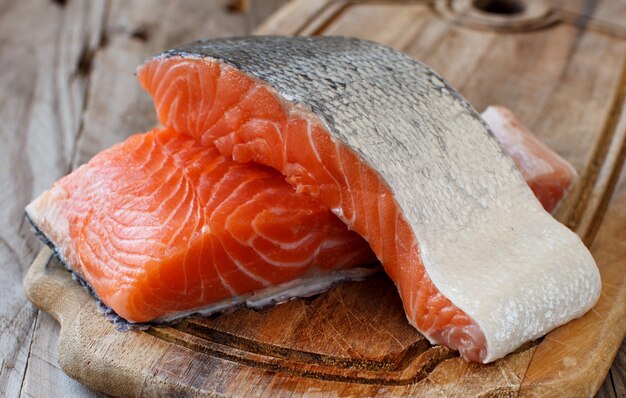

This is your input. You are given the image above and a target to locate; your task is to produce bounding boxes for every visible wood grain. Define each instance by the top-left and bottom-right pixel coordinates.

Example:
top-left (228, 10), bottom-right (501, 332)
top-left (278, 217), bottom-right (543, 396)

top-left (0, 0), bottom-right (106, 396)
top-left (5, 0), bottom-right (626, 396)
top-left (0, 1), bottom-right (288, 397)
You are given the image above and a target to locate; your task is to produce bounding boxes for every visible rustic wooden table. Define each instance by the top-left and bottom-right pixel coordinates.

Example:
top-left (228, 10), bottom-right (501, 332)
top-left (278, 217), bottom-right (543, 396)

top-left (0, 0), bottom-right (623, 397)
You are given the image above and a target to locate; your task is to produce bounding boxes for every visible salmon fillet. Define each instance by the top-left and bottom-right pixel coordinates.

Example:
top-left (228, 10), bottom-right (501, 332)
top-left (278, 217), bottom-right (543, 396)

top-left (26, 127), bottom-right (376, 323)
top-left (481, 106), bottom-right (578, 213)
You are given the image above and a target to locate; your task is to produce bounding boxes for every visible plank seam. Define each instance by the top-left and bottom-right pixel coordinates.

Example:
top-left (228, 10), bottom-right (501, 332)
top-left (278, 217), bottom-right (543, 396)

top-left (294, 1), bottom-right (349, 36)
top-left (307, 2), bottom-right (351, 36)
top-left (560, 9), bottom-right (626, 40)
top-left (17, 311), bottom-right (39, 398)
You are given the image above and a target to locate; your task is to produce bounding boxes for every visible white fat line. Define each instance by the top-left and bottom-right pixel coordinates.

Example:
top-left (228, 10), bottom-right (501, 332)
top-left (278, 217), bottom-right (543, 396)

top-left (220, 242), bottom-right (272, 287)
top-left (252, 221), bottom-right (321, 252)
top-left (177, 218), bottom-right (195, 300)
top-left (107, 214), bottom-right (164, 231)
top-left (250, 240), bottom-right (317, 269)
top-left (150, 56), bottom-right (169, 92)
top-left (191, 65), bottom-right (203, 138)
top-left (306, 120), bottom-right (344, 207)
top-left (144, 172), bottom-right (188, 229)
top-left (207, 171), bottom-right (264, 220)
top-left (280, 120), bottom-right (288, 171)
top-left (103, 218), bottom-right (170, 251)
top-left (203, 165), bottom-right (241, 212)
top-left (333, 141), bottom-right (356, 227)
top-left (81, 225), bottom-right (144, 279)
top-left (250, 213), bottom-right (322, 252)
top-left (207, 232), bottom-right (239, 298)
top-left (183, 73), bottom-right (196, 137)
top-left (155, 81), bottom-right (179, 126)
top-left (202, 232), bottom-right (239, 298)
top-left (319, 238), bottom-right (349, 250)
top-left (133, 134), bottom-right (158, 170)
top-left (164, 179), bottom-right (196, 247)
top-left (168, 96), bottom-right (182, 132)
top-left (216, 270), bottom-right (238, 297)
top-left (394, 210), bottom-right (410, 254)
top-left (200, 82), bottom-right (257, 144)
top-left (154, 62), bottom-right (190, 104)
top-left (239, 117), bottom-right (289, 166)
top-left (122, 153), bottom-right (170, 199)
top-left (99, 217), bottom-right (165, 261)
top-left (88, 220), bottom-right (161, 266)
top-left (222, 189), bottom-right (269, 246)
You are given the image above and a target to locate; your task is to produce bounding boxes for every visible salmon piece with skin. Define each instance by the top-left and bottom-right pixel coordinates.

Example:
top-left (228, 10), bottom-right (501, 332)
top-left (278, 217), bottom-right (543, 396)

top-left (138, 57), bottom-right (488, 361)
top-left (25, 127), bottom-right (377, 323)
top-left (135, 37), bottom-right (599, 364)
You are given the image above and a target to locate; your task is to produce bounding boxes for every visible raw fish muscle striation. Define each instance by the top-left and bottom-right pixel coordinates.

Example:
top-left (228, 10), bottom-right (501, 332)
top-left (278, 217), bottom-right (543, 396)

top-left (26, 127), bottom-right (377, 323)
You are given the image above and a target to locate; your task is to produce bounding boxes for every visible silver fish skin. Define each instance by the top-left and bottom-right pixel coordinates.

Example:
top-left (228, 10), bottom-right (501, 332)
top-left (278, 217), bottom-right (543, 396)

top-left (152, 36), bottom-right (601, 363)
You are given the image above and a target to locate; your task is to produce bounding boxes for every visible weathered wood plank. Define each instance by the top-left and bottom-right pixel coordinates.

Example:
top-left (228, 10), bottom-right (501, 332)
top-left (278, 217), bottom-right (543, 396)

top-left (609, 340), bottom-right (626, 397)
top-left (596, 338), bottom-right (626, 398)
top-left (73, 0), bottom-right (256, 166)
top-left (0, 1), bottom-right (287, 397)
top-left (20, 312), bottom-right (105, 398)
top-left (0, 0), bottom-right (106, 396)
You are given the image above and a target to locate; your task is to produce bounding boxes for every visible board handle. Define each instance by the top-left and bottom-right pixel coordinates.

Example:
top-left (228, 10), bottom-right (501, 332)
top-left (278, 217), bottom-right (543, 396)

top-left (24, 247), bottom-right (85, 327)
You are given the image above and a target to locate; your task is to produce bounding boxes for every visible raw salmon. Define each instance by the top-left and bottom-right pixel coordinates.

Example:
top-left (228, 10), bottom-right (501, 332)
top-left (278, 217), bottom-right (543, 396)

top-left (481, 106), bottom-right (578, 213)
top-left (27, 37), bottom-right (599, 364)
top-left (134, 37), bottom-right (599, 363)
top-left (26, 127), bottom-right (377, 323)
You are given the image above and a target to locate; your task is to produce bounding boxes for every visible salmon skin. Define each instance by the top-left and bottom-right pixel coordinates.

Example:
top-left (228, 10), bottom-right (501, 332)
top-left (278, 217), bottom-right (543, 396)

top-left (135, 36), bottom-right (600, 363)
top-left (25, 36), bottom-right (600, 364)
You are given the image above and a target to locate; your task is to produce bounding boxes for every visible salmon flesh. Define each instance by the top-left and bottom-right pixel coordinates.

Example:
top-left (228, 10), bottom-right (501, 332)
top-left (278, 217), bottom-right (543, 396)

top-left (481, 106), bottom-right (577, 213)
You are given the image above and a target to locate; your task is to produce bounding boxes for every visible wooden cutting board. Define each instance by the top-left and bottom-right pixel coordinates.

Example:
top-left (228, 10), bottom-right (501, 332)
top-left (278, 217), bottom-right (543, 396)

top-left (24, 0), bottom-right (626, 396)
